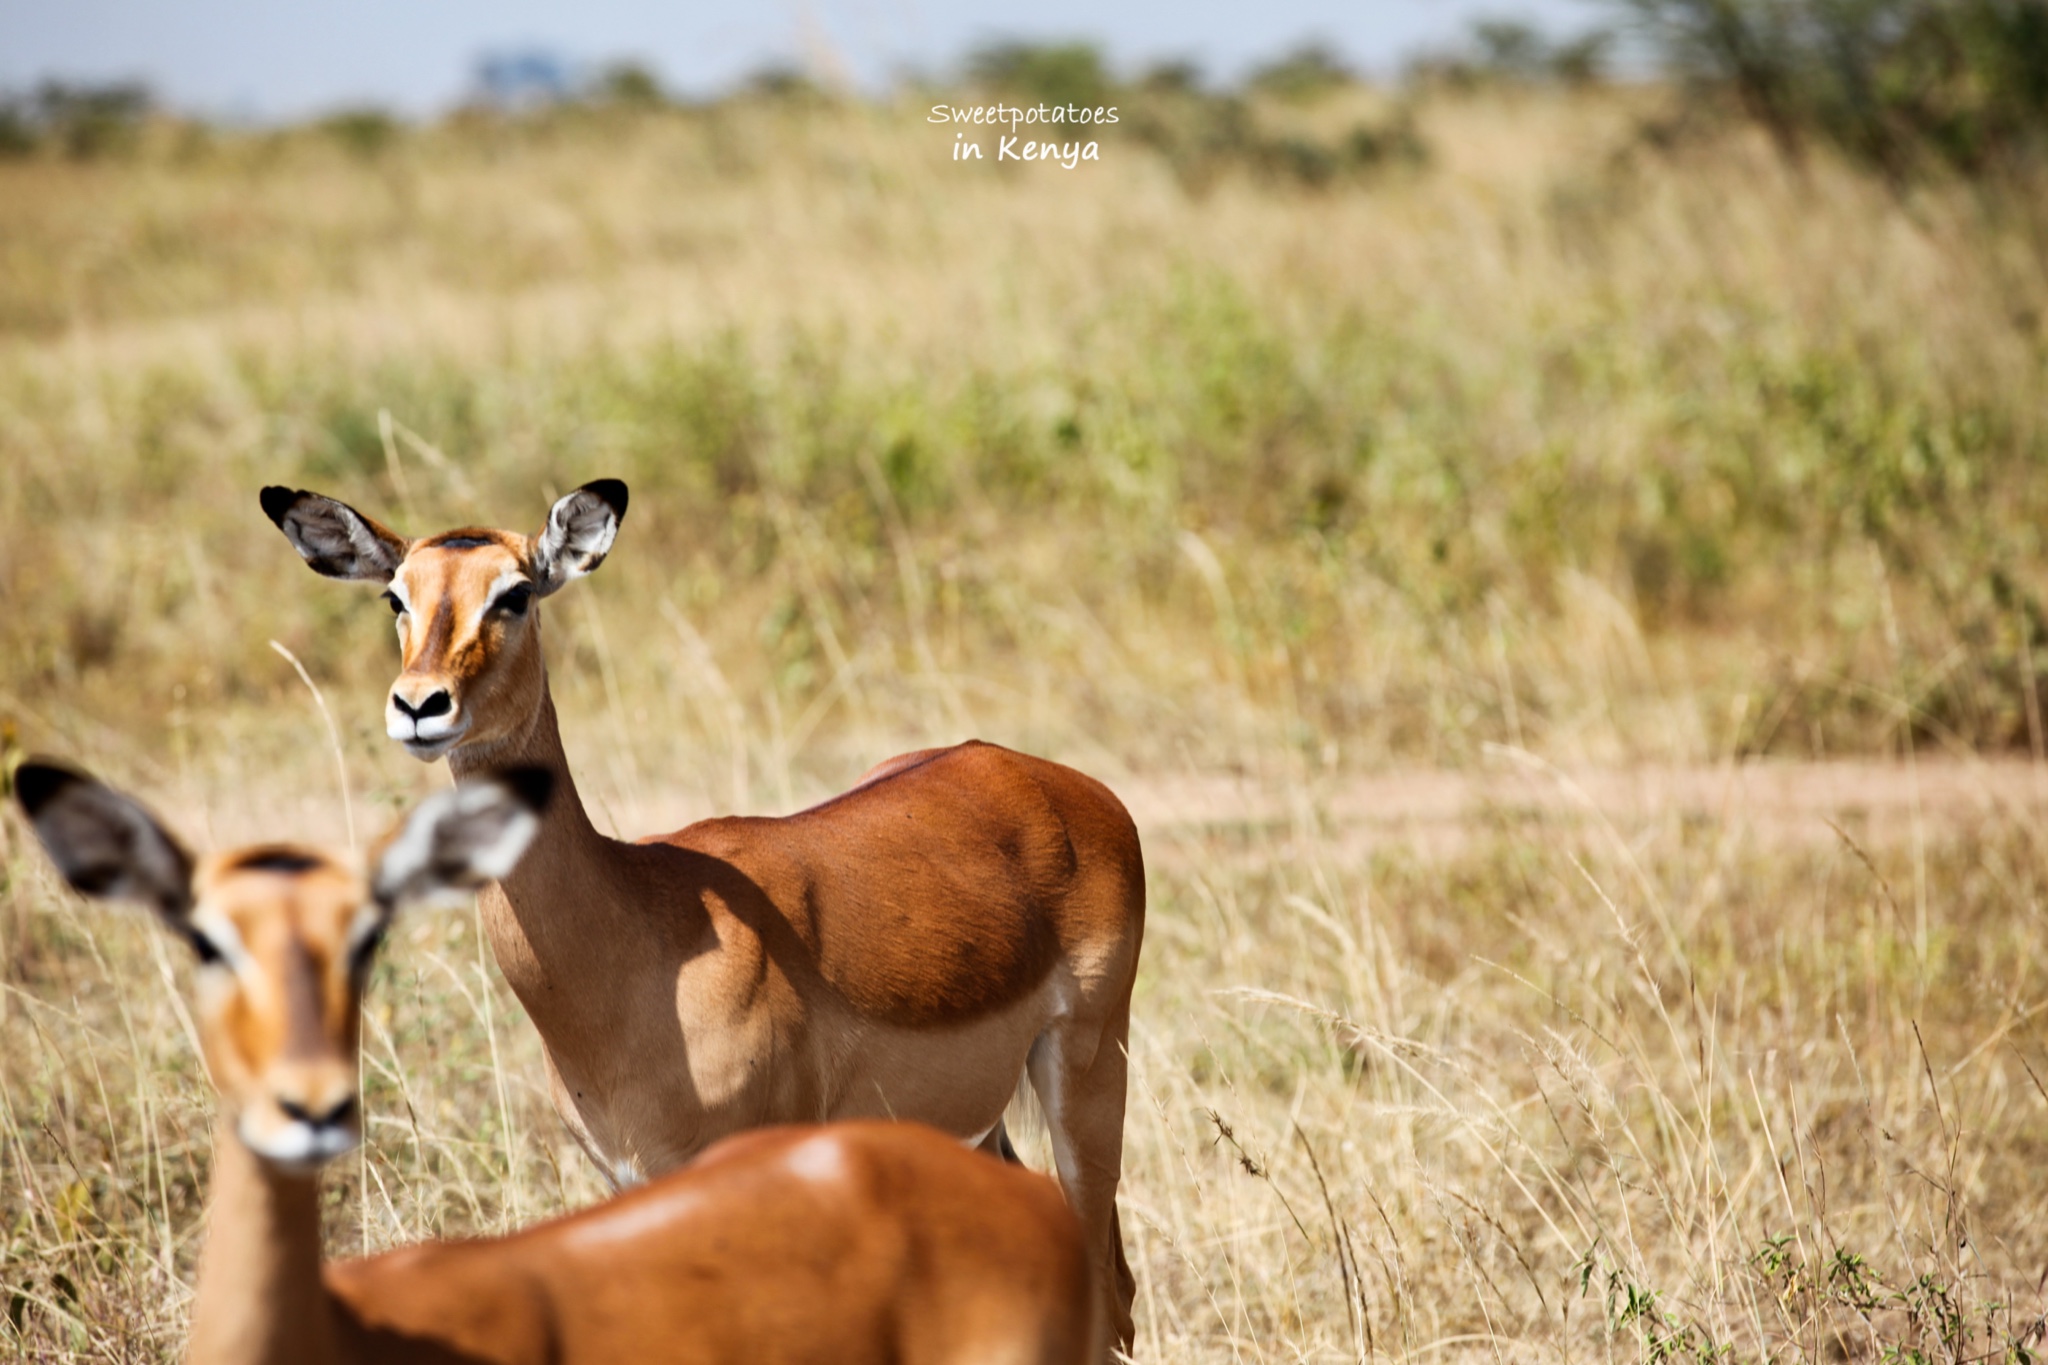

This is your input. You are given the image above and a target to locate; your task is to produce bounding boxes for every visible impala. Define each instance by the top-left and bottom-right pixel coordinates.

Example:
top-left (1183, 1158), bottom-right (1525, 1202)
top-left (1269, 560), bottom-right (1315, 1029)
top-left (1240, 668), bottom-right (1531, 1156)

top-left (13, 759), bottom-right (1097, 1365)
top-left (259, 479), bottom-right (1146, 1352)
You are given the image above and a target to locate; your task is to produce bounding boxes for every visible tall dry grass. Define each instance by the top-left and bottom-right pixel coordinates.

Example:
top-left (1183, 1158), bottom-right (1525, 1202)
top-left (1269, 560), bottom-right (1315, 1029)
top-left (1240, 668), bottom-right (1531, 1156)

top-left (4, 84), bottom-right (2048, 1362)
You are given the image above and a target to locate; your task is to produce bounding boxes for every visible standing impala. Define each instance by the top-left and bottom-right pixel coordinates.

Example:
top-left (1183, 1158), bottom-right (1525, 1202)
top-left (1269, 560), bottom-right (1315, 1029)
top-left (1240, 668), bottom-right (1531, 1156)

top-left (14, 759), bottom-right (1097, 1365)
top-left (260, 479), bottom-right (1146, 1353)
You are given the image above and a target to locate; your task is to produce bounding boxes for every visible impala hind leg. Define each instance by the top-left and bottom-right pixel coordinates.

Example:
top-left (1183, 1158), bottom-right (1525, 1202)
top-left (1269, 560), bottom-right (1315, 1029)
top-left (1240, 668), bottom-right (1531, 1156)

top-left (1027, 1017), bottom-right (1136, 1359)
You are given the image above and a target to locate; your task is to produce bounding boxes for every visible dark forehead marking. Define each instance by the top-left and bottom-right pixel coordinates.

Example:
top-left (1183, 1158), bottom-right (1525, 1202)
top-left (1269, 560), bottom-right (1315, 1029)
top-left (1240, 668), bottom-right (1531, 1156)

top-left (226, 846), bottom-right (326, 875)
top-left (424, 533), bottom-right (500, 551)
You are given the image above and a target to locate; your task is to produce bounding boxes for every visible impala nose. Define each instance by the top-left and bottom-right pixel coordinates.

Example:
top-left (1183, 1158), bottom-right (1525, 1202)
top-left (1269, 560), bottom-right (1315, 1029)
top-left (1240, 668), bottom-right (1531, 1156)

top-left (246, 1065), bottom-right (363, 1166)
top-left (392, 689), bottom-right (452, 721)
top-left (278, 1094), bottom-right (357, 1131)
top-left (389, 680), bottom-right (465, 754)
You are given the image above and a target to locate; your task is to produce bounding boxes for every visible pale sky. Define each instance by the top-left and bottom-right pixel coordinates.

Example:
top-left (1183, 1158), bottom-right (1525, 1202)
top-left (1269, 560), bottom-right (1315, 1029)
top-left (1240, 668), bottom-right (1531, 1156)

top-left (0, 0), bottom-right (1603, 121)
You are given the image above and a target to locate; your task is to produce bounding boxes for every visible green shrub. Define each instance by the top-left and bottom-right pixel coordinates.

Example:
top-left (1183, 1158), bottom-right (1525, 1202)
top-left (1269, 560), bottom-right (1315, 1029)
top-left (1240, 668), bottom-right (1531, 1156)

top-left (967, 40), bottom-right (1112, 109)
top-left (1406, 17), bottom-right (1616, 87)
top-left (317, 107), bottom-right (401, 158)
top-left (1247, 42), bottom-right (1355, 103)
top-left (0, 81), bottom-right (154, 160)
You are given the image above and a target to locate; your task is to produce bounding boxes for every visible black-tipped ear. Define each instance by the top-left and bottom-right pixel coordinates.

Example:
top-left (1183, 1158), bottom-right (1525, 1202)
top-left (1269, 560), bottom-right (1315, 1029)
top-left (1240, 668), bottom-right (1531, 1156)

top-left (370, 771), bottom-right (550, 908)
top-left (14, 761), bottom-right (80, 818)
top-left (13, 759), bottom-right (194, 921)
top-left (532, 480), bottom-right (627, 597)
top-left (258, 485), bottom-right (300, 528)
top-left (579, 479), bottom-right (628, 520)
top-left (260, 486), bottom-right (410, 583)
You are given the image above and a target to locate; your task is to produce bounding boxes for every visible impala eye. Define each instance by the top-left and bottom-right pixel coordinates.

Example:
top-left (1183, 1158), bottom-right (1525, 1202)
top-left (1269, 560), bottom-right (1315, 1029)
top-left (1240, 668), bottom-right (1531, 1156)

top-left (494, 584), bottom-right (532, 617)
top-left (382, 591), bottom-right (405, 616)
top-left (185, 928), bottom-right (225, 966)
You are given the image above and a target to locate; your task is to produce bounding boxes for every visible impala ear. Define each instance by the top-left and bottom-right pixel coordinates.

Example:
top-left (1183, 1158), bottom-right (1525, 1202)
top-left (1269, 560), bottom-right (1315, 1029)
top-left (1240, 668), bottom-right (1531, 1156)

top-left (260, 486), bottom-right (410, 583)
top-left (13, 760), bottom-right (195, 923)
top-left (371, 769), bottom-right (553, 907)
top-left (532, 479), bottom-right (627, 597)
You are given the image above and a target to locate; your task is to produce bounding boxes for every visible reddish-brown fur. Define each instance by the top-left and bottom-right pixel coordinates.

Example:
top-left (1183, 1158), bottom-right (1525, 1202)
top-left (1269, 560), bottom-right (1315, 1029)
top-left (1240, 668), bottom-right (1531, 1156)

top-left (263, 484), bottom-right (1147, 1352)
top-left (645, 741), bottom-right (1128, 1025)
top-left (321, 1122), bottom-right (1095, 1365)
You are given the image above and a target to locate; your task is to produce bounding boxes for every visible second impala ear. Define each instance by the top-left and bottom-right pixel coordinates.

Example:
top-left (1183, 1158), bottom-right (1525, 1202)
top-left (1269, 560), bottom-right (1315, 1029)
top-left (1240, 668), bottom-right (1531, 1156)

top-left (260, 486), bottom-right (410, 583)
top-left (14, 761), bottom-right (195, 923)
top-left (371, 768), bottom-right (554, 907)
top-left (532, 479), bottom-right (627, 596)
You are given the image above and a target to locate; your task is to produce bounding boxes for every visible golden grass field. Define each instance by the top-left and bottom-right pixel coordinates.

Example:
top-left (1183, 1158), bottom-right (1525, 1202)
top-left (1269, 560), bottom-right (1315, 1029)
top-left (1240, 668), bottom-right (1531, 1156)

top-left (4, 83), bottom-right (2048, 1361)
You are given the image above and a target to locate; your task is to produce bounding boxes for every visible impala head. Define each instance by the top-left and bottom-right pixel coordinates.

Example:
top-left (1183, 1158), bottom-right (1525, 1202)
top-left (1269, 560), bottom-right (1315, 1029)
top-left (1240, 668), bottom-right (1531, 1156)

top-left (13, 762), bottom-right (552, 1172)
top-left (259, 480), bottom-right (628, 762)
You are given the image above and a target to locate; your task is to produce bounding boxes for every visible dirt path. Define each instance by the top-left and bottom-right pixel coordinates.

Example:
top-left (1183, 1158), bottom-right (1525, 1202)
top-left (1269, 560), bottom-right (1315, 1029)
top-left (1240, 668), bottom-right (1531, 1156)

top-left (132, 751), bottom-right (2048, 867)
top-left (1116, 754), bottom-right (2048, 858)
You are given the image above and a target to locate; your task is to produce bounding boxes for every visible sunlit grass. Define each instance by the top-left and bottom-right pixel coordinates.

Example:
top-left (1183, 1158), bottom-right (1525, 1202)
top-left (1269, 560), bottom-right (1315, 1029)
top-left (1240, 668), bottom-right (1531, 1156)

top-left (10, 761), bottom-right (2048, 1361)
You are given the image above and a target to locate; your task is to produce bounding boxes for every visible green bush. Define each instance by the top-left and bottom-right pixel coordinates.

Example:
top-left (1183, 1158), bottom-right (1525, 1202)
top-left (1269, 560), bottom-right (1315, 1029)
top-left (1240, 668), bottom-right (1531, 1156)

top-left (594, 61), bottom-right (667, 108)
top-left (967, 40), bottom-right (1113, 109)
top-left (1406, 18), bottom-right (1617, 87)
top-left (1247, 42), bottom-right (1355, 103)
top-left (0, 81), bottom-right (153, 160)
top-left (317, 107), bottom-right (401, 158)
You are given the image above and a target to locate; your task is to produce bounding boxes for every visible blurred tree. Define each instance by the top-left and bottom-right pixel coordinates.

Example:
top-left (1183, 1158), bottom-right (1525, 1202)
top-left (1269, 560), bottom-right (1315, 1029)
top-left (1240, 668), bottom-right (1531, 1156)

top-left (1616, 0), bottom-right (2048, 178)
top-left (1471, 19), bottom-right (1550, 73)
top-left (318, 107), bottom-right (401, 158)
top-left (0, 98), bottom-right (36, 158)
top-left (747, 64), bottom-right (832, 104)
top-left (1405, 17), bottom-right (1614, 87)
top-left (1248, 41), bottom-right (1355, 102)
top-left (1138, 60), bottom-right (1206, 95)
top-left (38, 81), bottom-right (152, 158)
top-left (1549, 31), bottom-right (1617, 84)
top-left (0, 82), bottom-right (153, 159)
top-left (594, 61), bottom-right (667, 108)
top-left (968, 41), bottom-right (1112, 108)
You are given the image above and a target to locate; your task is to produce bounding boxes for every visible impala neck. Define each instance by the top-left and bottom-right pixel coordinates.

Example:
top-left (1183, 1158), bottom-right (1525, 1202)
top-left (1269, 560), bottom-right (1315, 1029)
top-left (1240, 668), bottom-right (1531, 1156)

top-left (448, 668), bottom-right (597, 844)
top-left (446, 663), bottom-right (623, 937)
top-left (187, 1121), bottom-right (339, 1365)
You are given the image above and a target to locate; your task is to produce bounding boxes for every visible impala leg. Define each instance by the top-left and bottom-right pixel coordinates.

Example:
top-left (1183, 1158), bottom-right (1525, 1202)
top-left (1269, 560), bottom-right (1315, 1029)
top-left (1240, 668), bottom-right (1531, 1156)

top-left (1027, 1018), bottom-right (1135, 1359)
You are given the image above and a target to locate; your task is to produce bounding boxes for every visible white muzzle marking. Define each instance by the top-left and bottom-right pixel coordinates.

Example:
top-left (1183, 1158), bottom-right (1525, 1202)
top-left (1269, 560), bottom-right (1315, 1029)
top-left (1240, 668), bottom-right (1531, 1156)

top-left (387, 703), bottom-right (467, 758)
top-left (241, 1112), bottom-right (359, 1171)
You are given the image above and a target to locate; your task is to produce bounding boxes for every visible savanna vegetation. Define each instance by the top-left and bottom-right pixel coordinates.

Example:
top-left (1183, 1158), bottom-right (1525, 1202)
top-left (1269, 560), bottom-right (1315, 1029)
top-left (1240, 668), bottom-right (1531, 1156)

top-left (4, 13), bottom-right (2048, 1360)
